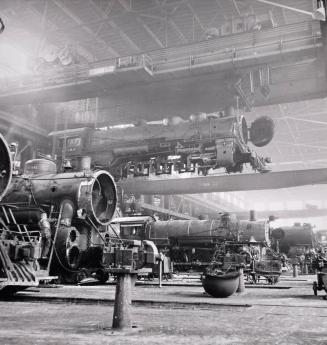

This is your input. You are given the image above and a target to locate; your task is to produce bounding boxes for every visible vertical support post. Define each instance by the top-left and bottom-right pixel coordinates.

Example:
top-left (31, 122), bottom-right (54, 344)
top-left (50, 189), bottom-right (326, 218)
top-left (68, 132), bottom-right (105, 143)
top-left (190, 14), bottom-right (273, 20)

top-left (163, 195), bottom-right (169, 211)
top-left (304, 263), bottom-right (309, 275)
top-left (112, 274), bottom-right (134, 329)
top-left (158, 260), bottom-right (162, 288)
top-left (292, 264), bottom-right (298, 278)
top-left (236, 267), bottom-right (245, 293)
top-left (192, 15), bottom-right (195, 41)
top-left (95, 96), bottom-right (99, 129)
top-left (51, 112), bottom-right (58, 158)
top-left (320, 10), bottom-right (327, 81)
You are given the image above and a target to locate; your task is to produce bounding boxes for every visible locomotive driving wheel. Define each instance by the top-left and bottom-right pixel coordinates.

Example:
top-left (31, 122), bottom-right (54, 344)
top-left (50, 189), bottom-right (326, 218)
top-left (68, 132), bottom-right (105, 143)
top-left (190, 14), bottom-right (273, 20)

top-left (50, 226), bottom-right (81, 281)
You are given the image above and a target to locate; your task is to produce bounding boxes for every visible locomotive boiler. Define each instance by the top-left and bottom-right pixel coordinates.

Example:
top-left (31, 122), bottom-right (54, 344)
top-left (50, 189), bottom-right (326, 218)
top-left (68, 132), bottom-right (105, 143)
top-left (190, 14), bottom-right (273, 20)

top-left (50, 112), bottom-right (274, 178)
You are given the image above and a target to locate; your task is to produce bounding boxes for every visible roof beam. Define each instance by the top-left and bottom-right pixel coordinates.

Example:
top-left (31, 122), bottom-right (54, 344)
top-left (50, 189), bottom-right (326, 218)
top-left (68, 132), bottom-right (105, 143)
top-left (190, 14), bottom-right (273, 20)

top-left (186, 1), bottom-right (205, 32)
top-left (107, 20), bottom-right (141, 52)
top-left (117, 0), bottom-right (164, 49)
top-left (17, 3), bottom-right (96, 62)
top-left (230, 0), bottom-right (241, 16)
top-left (236, 208), bottom-right (327, 219)
top-left (168, 18), bottom-right (188, 44)
top-left (53, 0), bottom-right (120, 57)
top-left (0, 110), bottom-right (49, 139)
top-left (137, 201), bottom-right (198, 220)
top-left (94, 0), bottom-right (116, 37)
top-left (153, 0), bottom-right (188, 44)
top-left (136, 17), bottom-right (165, 48)
top-left (90, 0), bottom-right (141, 53)
top-left (117, 0), bottom-right (132, 11)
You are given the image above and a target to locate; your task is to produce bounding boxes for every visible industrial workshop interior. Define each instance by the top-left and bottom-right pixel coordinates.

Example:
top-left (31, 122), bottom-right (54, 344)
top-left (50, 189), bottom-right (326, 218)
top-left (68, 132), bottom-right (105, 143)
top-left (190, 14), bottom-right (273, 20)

top-left (1, 0), bottom-right (327, 344)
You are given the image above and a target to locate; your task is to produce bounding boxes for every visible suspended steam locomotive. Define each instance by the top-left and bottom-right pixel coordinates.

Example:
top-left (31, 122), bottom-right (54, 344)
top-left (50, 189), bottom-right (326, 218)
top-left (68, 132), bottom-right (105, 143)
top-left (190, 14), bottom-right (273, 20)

top-left (50, 112), bottom-right (274, 178)
top-left (0, 133), bottom-right (159, 294)
top-left (112, 213), bottom-right (284, 283)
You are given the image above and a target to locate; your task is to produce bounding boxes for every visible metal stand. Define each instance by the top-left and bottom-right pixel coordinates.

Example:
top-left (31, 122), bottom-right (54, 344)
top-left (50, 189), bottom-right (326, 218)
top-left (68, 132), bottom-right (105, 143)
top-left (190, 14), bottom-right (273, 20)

top-left (236, 267), bottom-right (245, 293)
top-left (110, 240), bottom-right (160, 330)
top-left (158, 261), bottom-right (162, 288)
top-left (112, 273), bottom-right (136, 330)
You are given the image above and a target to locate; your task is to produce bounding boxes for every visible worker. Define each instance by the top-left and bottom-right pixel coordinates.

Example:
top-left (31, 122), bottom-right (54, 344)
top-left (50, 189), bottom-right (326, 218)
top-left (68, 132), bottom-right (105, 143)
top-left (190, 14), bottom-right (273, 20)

top-left (38, 212), bottom-right (52, 259)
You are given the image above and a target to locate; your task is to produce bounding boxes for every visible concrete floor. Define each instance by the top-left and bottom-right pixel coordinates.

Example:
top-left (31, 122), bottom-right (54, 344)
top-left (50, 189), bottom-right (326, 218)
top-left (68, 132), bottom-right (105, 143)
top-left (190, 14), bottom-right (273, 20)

top-left (1, 274), bottom-right (327, 345)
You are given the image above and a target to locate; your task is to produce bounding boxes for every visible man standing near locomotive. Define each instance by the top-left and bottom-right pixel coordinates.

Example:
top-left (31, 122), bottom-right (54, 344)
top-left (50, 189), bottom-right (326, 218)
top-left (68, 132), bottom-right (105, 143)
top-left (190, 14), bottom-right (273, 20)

top-left (38, 212), bottom-right (52, 259)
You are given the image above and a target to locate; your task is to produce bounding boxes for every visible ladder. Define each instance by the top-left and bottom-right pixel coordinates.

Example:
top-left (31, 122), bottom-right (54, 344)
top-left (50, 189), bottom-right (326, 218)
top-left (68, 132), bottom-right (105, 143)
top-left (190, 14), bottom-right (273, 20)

top-left (0, 205), bottom-right (32, 243)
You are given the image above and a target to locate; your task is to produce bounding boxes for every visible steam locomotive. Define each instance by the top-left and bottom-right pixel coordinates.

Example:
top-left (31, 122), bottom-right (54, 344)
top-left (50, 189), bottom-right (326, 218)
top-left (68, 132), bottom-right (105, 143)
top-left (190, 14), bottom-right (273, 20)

top-left (0, 111), bottom-right (276, 291)
top-left (0, 133), bottom-right (158, 294)
top-left (273, 223), bottom-right (321, 273)
top-left (276, 223), bottom-right (317, 257)
top-left (50, 113), bottom-right (274, 178)
top-left (112, 213), bottom-right (284, 283)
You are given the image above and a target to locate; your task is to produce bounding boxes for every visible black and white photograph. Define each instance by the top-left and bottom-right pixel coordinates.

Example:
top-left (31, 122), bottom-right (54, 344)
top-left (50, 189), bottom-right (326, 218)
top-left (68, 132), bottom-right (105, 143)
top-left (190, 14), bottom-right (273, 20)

top-left (0, 0), bottom-right (327, 344)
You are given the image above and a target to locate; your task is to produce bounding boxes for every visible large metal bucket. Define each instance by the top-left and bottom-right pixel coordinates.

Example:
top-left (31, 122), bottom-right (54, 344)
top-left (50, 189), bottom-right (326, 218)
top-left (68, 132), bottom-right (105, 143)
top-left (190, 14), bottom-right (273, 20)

top-left (202, 271), bottom-right (241, 298)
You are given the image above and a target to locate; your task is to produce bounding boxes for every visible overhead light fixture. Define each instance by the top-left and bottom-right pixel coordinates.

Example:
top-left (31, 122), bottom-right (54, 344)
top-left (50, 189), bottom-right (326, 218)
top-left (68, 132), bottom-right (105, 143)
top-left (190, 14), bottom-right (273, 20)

top-left (255, 0), bottom-right (326, 21)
